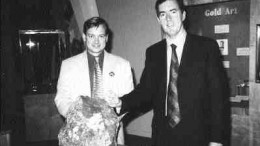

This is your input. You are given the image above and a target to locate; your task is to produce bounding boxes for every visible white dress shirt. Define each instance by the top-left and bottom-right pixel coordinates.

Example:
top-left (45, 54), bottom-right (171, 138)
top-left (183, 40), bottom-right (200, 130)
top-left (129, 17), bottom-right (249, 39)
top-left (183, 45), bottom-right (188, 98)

top-left (165, 29), bottom-right (187, 116)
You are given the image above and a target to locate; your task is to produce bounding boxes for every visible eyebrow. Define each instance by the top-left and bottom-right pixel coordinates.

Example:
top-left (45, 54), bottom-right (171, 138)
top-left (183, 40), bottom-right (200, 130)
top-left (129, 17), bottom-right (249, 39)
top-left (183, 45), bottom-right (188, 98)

top-left (170, 8), bottom-right (179, 12)
top-left (159, 8), bottom-right (178, 14)
top-left (87, 33), bottom-right (106, 37)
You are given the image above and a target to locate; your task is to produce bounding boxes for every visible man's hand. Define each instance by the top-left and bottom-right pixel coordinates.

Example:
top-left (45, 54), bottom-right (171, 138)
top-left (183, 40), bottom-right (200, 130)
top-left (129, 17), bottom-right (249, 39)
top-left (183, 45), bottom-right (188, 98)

top-left (209, 142), bottom-right (222, 146)
top-left (105, 90), bottom-right (122, 108)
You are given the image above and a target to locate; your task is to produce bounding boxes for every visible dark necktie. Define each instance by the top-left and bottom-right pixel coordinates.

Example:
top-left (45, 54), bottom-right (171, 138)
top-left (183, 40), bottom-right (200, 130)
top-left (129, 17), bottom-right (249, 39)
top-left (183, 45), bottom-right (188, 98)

top-left (92, 57), bottom-right (103, 98)
top-left (167, 44), bottom-right (181, 128)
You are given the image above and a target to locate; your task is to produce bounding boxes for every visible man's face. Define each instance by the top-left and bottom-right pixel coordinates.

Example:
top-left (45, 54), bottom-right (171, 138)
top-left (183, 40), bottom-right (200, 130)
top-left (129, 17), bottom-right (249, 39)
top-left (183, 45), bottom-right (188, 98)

top-left (157, 0), bottom-right (186, 39)
top-left (85, 25), bottom-right (108, 56)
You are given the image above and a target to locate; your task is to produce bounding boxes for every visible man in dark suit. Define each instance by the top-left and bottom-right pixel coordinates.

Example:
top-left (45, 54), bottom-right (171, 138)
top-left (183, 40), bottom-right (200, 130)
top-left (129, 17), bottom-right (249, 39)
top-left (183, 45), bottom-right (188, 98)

top-left (112, 0), bottom-right (230, 146)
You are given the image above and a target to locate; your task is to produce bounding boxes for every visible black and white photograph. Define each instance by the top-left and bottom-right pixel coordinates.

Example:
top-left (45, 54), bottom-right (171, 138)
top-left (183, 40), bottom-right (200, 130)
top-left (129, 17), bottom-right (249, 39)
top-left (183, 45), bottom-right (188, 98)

top-left (1, 0), bottom-right (260, 146)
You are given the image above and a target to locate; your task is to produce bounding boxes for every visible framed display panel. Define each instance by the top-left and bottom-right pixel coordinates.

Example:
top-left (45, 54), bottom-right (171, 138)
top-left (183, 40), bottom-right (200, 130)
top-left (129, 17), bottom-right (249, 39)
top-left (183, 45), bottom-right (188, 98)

top-left (256, 24), bottom-right (260, 83)
top-left (18, 30), bottom-right (70, 94)
top-left (186, 0), bottom-right (250, 97)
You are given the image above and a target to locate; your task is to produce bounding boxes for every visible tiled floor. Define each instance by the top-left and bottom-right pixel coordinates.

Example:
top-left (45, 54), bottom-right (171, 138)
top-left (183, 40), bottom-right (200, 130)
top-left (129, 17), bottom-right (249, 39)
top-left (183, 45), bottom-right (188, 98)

top-left (26, 140), bottom-right (58, 146)
top-left (125, 134), bottom-right (152, 146)
top-left (24, 134), bottom-right (152, 146)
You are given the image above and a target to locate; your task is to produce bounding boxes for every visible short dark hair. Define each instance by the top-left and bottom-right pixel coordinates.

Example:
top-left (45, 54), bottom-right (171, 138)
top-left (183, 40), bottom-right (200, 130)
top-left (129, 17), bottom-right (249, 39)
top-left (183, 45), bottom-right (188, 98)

top-left (83, 17), bottom-right (109, 35)
top-left (155, 0), bottom-right (185, 17)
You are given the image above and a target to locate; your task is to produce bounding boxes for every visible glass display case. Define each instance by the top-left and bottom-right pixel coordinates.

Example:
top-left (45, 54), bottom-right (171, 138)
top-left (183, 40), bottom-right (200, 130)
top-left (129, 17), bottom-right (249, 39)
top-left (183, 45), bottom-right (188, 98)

top-left (256, 24), bottom-right (260, 83)
top-left (18, 30), bottom-right (70, 94)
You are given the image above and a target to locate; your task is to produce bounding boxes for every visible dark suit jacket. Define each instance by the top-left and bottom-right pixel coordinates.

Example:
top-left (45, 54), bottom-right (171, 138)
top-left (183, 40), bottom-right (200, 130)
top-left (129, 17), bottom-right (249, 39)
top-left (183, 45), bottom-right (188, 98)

top-left (121, 34), bottom-right (230, 146)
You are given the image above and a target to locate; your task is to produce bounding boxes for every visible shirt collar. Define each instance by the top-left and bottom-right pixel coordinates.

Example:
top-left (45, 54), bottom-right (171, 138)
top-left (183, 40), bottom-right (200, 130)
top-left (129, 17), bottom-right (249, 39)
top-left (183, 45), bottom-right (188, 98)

top-left (87, 51), bottom-right (104, 59)
top-left (166, 28), bottom-right (187, 48)
top-left (87, 51), bottom-right (104, 66)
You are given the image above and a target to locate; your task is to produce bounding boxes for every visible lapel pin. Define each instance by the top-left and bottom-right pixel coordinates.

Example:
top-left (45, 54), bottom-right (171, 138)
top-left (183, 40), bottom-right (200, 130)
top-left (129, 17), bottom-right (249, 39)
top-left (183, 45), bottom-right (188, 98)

top-left (109, 72), bottom-right (115, 77)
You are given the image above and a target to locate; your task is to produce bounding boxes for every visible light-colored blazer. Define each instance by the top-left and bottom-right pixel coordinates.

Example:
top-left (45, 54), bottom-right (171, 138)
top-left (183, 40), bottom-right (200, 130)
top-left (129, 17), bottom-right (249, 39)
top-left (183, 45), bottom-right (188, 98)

top-left (55, 50), bottom-right (134, 144)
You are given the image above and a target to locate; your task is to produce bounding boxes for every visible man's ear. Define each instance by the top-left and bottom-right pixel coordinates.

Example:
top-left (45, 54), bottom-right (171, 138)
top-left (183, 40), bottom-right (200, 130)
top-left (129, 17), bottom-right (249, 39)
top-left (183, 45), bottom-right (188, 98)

top-left (105, 34), bottom-right (108, 43)
top-left (82, 33), bottom-right (86, 42)
top-left (157, 16), bottom-right (160, 23)
top-left (182, 10), bottom-right (186, 22)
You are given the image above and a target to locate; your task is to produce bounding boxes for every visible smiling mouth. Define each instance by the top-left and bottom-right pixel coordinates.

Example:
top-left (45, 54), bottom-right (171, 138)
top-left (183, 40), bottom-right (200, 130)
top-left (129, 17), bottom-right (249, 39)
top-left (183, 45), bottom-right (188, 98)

top-left (92, 44), bottom-right (101, 48)
top-left (166, 23), bottom-right (174, 27)
top-left (167, 25), bottom-right (174, 29)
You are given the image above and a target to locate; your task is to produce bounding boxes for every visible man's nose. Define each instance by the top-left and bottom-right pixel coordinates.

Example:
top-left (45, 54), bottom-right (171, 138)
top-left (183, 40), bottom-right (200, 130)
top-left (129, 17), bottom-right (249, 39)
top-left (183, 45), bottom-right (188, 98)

top-left (94, 37), bottom-right (99, 43)
top-left (166, 13), bottom-right (172, 21)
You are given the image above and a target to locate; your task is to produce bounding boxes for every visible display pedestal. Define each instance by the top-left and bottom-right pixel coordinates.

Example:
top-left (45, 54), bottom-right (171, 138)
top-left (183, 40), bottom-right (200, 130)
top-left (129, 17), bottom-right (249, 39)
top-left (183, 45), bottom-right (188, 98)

top-left (23, 94), bottom-right (64, 142)
top-left (230, 96), bottom-right (250, 146)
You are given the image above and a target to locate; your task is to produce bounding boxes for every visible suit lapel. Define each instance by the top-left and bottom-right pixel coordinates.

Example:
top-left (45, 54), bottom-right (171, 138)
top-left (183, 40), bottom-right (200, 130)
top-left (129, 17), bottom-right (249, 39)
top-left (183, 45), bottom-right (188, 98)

top-left (178, 34), bottom-right (190, 74)
top-left (157, 40), bottom-right (168, 101)
top-left (102, 51), bottom-right (111, 80)
top-left (162, 40), bottom-right (168, 87)
top-left (79, 51), bottom-right (92, 96)
top-left (102, 51), bottom-right (113, 94)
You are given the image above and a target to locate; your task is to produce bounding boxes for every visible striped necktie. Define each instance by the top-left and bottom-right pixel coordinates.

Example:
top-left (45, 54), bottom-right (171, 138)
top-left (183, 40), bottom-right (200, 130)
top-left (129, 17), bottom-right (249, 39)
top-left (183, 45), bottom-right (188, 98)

top-left (167, 44), bottom-right (181, 128)
top-left (92, 57), bottom-right (103, 98)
